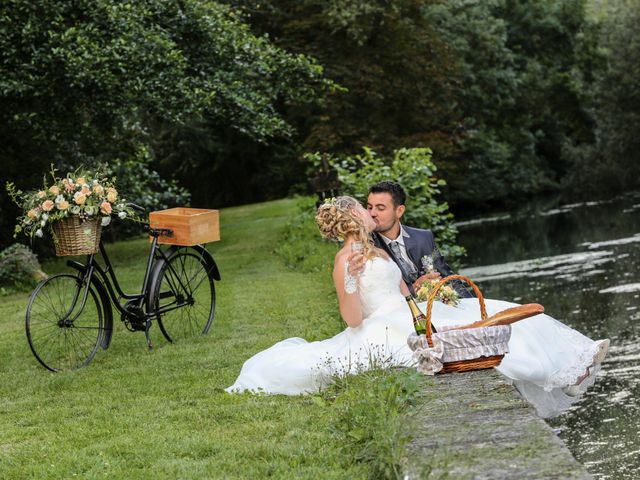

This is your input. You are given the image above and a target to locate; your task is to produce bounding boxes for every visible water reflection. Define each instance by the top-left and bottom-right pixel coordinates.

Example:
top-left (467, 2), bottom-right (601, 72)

top-left (457, 192), bottom-right (640, 479)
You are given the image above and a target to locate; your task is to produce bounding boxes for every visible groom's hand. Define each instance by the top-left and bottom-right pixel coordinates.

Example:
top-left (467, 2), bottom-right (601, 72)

top-left (412, 272), bottom-right (441, 291)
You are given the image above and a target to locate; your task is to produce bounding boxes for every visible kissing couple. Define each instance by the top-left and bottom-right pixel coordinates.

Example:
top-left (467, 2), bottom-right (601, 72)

top-left (226, 182), bottom-right (609, 418)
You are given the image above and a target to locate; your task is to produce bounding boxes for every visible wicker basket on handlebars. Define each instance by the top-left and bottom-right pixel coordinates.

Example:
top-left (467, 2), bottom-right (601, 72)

top-left (408, 275), bottom-right (511, 374)
top-left (52, 216), bottom-right (102, 257)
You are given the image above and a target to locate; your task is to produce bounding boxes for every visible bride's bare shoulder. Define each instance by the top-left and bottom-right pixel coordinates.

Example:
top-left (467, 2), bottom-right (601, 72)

top-left (334, 247), bottom-right (349, 266)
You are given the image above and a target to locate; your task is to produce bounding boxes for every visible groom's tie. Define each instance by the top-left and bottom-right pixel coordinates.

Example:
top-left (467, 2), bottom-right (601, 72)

top-left (388, 241), bottom-right (417, 282)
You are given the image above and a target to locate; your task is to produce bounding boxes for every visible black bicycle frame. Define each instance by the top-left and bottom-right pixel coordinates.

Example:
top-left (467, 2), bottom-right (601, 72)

top-left (68, 235), bottom-right (201, 321)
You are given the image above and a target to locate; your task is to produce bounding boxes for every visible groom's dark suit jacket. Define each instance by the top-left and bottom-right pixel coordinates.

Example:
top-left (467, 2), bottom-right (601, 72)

top-left (373, 226), bottom-right (473, 298)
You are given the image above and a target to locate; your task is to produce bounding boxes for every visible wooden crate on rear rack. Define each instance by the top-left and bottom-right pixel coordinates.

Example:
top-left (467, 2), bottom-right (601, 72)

top-left (149, 208), bottom-right (220, 246)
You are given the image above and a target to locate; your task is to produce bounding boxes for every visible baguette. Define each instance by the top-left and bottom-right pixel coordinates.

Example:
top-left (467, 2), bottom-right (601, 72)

top-left (457, 303), bottom-right (545, 330)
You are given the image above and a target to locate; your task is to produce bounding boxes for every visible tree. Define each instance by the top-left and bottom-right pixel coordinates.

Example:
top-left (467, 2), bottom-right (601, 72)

top-left (0, 0), bottom-right (333, 248)
top-left (565, 0), bottom-right (640, 192)
top-left (228, 0), bottom-right (599, 209)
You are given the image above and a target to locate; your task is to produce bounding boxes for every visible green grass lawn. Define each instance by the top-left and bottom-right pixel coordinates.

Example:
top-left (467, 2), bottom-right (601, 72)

top-left (0, 198), bottom-right (423, 479)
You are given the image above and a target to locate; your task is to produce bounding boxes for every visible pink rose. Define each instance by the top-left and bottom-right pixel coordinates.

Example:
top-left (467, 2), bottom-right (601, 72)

top-left (93, 184), bottom-right (104, 195)
top-left (74, 194), bottom-right (87, 205)
top-left (58, 200), bottom-right (70, 210)
top-left (37, 190), bottom-right (46, 199)
top-left (42, 200), bottom-right (54, 211)
top-left (100, 201), bottom-right (112, 215)
top-left (63, 179), bottom-right (75, 192)
top-left (27, 209), bottom-right (38, 219)
top-left (80, 186), bottom-right (91, 196)
top-left (49, 185), bottom-right (60, 195)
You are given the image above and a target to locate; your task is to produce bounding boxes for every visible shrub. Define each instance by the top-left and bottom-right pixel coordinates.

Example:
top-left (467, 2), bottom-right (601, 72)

top-left (0, 243), bottom-right (46, 292)
top-left (306, 147), bottom-right (465, 265)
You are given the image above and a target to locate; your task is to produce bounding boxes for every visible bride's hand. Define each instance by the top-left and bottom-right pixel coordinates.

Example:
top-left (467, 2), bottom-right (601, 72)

top-left (347, 251), bottom-right (366, 276)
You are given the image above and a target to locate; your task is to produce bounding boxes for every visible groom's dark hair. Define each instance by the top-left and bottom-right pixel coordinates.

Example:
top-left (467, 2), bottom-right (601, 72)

top-left (369, 181), bottom-right (406, 207)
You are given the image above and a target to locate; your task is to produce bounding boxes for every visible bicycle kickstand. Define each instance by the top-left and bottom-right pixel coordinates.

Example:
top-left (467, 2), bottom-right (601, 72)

top-left (144, 320), bottom-right (154, 351)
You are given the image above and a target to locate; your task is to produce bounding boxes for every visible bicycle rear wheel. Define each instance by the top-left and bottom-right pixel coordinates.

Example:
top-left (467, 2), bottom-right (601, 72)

top-left (26, 273), bottom-right (104, 371)
top-left (151, 247), bottom-right (216, 343)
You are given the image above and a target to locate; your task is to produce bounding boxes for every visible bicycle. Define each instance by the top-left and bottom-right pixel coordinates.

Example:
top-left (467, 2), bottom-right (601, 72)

top-left (24, 204), bottom-right (221, 371)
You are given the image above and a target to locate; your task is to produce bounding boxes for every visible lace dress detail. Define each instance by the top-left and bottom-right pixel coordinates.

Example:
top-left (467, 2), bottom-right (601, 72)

top-left (544, 323), bottom-right (601, 391)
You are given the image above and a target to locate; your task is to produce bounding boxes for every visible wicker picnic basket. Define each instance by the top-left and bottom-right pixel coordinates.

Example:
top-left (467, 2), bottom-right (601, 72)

top-left (52, 216), bottom-right (102, 256)
top-left (407, 274), bottom-right (511, 375)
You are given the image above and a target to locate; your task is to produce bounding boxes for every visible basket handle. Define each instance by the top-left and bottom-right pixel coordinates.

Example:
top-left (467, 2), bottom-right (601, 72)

top-left (424, 275), bottom-right (487, 346)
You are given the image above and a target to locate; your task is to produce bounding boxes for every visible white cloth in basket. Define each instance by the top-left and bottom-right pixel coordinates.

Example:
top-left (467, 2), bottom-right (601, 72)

top-left (226, 256), bottom-right (604, 417)
top-left (407, 325), bottom-right (511, 375)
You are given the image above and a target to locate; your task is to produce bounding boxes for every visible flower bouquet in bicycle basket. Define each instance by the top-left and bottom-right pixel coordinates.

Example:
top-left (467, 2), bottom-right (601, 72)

top-left (6, 167), bottom-right (136, 256)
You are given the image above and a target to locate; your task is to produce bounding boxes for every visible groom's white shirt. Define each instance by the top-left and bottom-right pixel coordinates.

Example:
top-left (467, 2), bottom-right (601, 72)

top-left (379, 225), bottom-right (416, 269)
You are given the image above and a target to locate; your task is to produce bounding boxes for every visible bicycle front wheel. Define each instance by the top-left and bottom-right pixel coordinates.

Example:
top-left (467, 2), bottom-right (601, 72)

top-left (151, 247), bottom-right (216, 343)
top-left (26, 274), bottom-right (104, 371)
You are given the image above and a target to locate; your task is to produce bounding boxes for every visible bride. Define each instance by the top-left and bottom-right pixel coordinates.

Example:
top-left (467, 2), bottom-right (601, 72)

top-left (226, 196), bottom-right (608, 417)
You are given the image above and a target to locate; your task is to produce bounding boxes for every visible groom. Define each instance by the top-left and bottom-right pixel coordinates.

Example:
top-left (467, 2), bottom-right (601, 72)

top-left (367, 181), bottom-right (472, 298)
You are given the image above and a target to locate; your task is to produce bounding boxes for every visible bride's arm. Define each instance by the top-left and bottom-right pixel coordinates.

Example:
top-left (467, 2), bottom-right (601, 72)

top-left (333, 254), bottom-right (364, 328)
top-left (400, 280), bottom-right (410, 297)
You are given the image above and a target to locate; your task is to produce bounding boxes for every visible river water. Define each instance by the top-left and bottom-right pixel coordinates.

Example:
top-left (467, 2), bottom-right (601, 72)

top-left (456, 192), bottom-right (640, 479)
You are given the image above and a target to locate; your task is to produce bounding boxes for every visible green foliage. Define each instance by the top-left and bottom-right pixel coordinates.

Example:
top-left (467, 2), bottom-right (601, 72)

top-left (564, 0), bottom-right (640, 193)
top-left (100, 146), bottom-right (191, 212)
top-left (229, 0), bottom-right (458, 153)
top-left (0, 0), bottom-right (332, 148)
top-left (0, 0), bottom-right (334, 250)
top-left (307, 147), bottom-right (465, 263)
top-left (229, 0), bottom-right (625, 208)
top-left (0, 243), bottom-right (46, 292)
top-left (322, 367), bottom-right (423, 479)
top-left (152, 122), bottom-right (308, 210)
top-left (422, 0), bottom-right (596, 205)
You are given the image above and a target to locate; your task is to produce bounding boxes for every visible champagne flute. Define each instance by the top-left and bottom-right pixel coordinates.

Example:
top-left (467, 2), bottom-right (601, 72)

top-left (351, 241), bottom-right (364, 276)
top-left (351, 241), bottom-right (364, 253)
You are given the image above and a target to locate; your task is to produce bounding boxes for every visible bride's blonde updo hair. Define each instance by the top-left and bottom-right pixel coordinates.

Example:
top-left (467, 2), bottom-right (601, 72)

top-left (315, 196), bottom-right (376, 259)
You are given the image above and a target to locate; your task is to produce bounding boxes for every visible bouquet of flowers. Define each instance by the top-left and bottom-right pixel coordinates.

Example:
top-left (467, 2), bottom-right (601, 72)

top-left (6, 167), bottom-right (135, 243)
top-left (415, 278), bottom-right (460, 307)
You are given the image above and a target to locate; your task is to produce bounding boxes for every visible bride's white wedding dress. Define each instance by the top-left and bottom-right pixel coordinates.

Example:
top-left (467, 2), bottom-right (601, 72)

top-left (226, 257), bottom-right (605, 417)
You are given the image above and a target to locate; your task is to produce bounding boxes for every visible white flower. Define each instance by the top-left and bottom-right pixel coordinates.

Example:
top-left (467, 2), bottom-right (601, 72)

top-left (101, 216), bottom-right (111, 226)
top-left (35, 229), bottom-right (44, 237)
top-left (55, 195), bottom-right (65, 204)
top-left (118, 211), bottom-right (127, 219)
top-left (85, 206), bottom-right (95, 216)
top-left (70, 206), bottom-right (81, 215)
top-left (93, 179), bottom-right (99, 185)
top-left (40, 220), bottom-right (46, 227)
top-left (41, 213), bottom-right (49, 221)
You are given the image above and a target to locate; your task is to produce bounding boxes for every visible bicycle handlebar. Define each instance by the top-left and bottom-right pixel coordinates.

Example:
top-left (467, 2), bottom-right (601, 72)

top-left (127, 203), bottom-right (147, 214)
